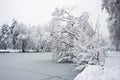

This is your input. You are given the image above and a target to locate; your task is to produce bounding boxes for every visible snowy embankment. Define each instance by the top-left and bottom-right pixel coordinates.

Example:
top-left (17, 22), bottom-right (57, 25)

top-left (74, 51), bottom-right (120, 80)
top-left (0, 49), bottom-right (40, 53)
top-left (74, 65), bottom-right (103, 80)
top-left (0, 49), bottom-right (21, 53)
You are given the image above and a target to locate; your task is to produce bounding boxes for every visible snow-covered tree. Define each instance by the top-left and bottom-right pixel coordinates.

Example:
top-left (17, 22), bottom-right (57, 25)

top-left (10, 19), bottom-right (19, 49)
top-left (0, 24), bottom-right (10, 49)
top-left (49, 7), bottom-right (107, 69)
top-left (102, 0), bottom-right (120, 51)
top-left (48, 7), bottom-right (74, 62)
top-left (15, 23), bottom-right (29, 52)
top-left (29, 26), bottom-right (44, 52)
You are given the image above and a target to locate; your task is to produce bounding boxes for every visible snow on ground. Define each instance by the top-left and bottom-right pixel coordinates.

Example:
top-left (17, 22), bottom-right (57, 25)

top-left (102, 51), bottom-right (120, 80)
top-left (74, 51), bottom-right (120, 80)
top-left (0, 52), bottom-right (78, 80)
top-left (74, 65), bottom-right (103, 80)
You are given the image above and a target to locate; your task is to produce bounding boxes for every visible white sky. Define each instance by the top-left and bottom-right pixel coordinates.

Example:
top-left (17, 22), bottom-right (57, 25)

top-left (0, 0), bottom-right (109, 37)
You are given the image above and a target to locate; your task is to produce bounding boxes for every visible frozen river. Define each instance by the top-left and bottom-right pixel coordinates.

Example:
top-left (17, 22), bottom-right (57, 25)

top-left (0, 53), bottom-right (78, 80)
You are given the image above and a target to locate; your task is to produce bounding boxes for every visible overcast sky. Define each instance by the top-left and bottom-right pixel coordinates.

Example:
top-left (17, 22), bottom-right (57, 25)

top-left (0, 0), bottom-right (109, 36)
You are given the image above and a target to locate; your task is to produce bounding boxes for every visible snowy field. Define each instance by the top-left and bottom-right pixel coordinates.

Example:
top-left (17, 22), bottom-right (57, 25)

top-left (0, 53), bottom-right (78, 80)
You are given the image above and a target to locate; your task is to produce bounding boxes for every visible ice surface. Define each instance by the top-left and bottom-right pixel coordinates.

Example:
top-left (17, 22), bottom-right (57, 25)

top-left (0, 53), bottom-right (78, 80)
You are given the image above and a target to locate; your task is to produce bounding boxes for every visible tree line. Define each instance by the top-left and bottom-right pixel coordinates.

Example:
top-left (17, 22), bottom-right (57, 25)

top-left (0, 19), bottom-right (51, 52)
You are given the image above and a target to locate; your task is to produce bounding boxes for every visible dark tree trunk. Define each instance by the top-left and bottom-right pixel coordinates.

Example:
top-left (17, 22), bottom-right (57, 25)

top-left (5, 44), bottom-right (7, 50)
top-left (22, 39), bottom-right (25, 52)
top-left (115, 43), bottom-right (119, 51)
top-left (12, 36), bottom-right (16, 49)
top-left (36, 49), bottom-right (39, 52)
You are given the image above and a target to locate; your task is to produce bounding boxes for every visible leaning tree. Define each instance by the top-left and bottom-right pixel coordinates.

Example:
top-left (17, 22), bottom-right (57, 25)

top-left (49, 7), bottom-right (106, 66)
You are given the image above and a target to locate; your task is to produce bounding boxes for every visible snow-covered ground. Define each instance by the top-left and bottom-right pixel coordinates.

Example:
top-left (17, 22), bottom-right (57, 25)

top-left (74, 51), bottom-right (120, 80)
top-left (0, 52), bottom-right (78, 80)
top-left (102, 51), bottom-right (120, 80)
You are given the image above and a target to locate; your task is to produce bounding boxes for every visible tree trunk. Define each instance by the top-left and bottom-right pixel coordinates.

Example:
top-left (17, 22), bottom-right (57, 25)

top-left (114, 41), bottom-right (120, 51)
top-left (22, 39), bottom-right (25, 52)
top-left (5, 44), bottom-right (7, 50)
top-left (12, 36), bottom-right (16, 49)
